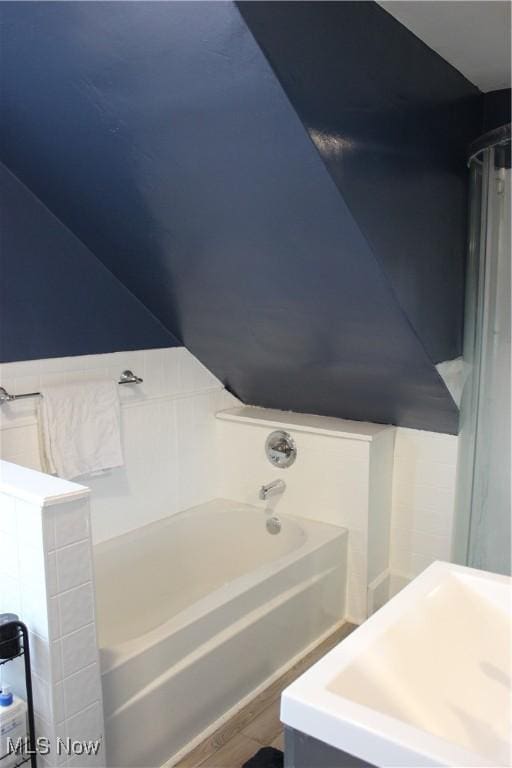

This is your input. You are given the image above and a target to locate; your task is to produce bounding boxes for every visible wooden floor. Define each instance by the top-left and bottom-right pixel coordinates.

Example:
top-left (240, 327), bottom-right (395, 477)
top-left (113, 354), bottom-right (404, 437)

top-left (175, 622), bottom-right (356, 768)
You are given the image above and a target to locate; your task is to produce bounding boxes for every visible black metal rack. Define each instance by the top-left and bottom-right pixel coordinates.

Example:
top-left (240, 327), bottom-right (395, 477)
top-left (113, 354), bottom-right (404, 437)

top-left (0, 621), bottom-right (37, 768)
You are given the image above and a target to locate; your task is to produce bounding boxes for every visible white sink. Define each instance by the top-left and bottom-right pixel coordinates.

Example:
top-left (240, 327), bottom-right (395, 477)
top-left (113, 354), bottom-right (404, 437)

top-left (281, 561), bottom-right (512, 767)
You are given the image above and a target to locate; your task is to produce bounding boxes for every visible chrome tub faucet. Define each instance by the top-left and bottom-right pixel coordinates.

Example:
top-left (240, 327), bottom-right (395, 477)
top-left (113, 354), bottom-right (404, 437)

top-left (259, 479), bottom-right (286, 501)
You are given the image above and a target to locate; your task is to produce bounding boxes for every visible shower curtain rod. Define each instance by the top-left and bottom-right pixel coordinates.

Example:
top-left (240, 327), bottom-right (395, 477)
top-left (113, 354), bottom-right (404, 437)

top-left (467, 122), bottom-right (511, 166)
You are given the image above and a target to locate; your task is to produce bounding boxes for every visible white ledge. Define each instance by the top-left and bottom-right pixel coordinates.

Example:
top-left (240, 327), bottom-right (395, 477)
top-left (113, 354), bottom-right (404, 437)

top-left (216, 406), bottom-right (392, 442)
top-left (0, 460), bottom-right (89, 507)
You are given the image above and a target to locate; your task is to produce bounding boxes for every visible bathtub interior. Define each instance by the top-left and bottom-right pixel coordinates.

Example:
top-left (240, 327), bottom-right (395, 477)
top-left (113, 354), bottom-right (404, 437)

top-left (94, 499), bottom-right (311, 647)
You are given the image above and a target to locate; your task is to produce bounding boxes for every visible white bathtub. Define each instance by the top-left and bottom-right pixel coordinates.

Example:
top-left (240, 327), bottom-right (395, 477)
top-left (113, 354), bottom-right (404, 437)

top-left (93, 498), bottom-right (348, 767)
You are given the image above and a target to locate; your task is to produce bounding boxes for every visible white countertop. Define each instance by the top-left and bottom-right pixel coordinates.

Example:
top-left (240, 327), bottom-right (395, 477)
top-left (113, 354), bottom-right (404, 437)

top-left (281, 561), bottom-right (512, 767)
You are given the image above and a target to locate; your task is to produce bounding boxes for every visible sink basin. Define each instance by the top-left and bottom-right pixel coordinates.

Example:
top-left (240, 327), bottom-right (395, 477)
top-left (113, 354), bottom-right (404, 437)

top-left (281, 561), bottom-right (512, 767)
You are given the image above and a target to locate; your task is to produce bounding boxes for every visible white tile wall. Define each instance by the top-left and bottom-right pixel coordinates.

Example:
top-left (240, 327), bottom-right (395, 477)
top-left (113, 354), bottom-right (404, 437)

top-left (389, 427), bottom-right (458, 581)
top-left (0, 482), bottom-right (104, 767)
top-left (0, 348), bottom-right (235, 543)
top-left (1, 347), bottom-right (460, 617)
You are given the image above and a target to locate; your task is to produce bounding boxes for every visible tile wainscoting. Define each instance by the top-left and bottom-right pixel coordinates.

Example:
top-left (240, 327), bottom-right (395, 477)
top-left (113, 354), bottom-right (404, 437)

top-left (390, 427), bottom-right (458, 584)
top-left (0, 347), bottom-right (458, 607)
top-left (0, 464), bottom-right (103, 768)
top-left (0, 347), bottom-right (237, 543)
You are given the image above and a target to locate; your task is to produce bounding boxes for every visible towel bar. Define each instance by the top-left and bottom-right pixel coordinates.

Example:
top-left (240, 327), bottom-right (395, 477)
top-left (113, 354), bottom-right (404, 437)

top-left (0, 370), bottom-right (143, 405)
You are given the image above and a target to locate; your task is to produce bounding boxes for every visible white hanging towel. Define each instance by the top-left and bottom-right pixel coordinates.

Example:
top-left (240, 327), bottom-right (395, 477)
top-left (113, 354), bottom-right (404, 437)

top-left (38, 379), bottom-right (124, 480)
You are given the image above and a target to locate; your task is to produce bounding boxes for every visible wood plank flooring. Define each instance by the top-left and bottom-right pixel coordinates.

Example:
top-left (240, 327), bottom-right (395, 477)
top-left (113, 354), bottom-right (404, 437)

top-left (175, 622), bottom-right (356, 768)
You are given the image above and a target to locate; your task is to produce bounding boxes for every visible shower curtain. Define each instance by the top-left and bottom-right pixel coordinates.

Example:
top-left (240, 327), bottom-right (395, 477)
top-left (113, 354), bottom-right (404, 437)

top-left (454, 139), bottom-right (511, 576)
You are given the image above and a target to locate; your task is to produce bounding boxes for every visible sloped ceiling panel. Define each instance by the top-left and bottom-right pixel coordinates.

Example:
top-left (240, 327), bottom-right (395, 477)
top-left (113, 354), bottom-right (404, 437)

top-left (0, 163), bottom-right (178, 362)
top-left (238, 1), bottom-right (482, 364)
top-left (0, 1), bottom-right (461, 432)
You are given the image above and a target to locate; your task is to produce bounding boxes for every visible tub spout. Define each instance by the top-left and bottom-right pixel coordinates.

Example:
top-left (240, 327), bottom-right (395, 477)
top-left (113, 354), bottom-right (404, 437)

top-left (259, 479), bottom-right (286, 501)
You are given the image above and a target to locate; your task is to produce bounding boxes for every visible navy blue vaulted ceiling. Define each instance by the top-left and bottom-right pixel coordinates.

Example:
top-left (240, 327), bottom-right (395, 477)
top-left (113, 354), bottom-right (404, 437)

top-left (0, 2), bottom-right (482, 433)
top-left (238, 1), bottom-right (482, 365)
top-left (0, 163), bottom-right (178, 360)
